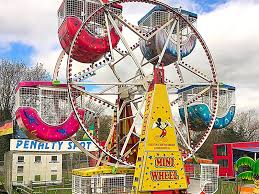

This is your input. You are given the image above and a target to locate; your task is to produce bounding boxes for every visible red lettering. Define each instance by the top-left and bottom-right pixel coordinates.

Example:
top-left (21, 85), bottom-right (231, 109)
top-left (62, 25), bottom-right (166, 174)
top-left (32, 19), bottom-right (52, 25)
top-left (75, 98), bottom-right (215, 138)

top-left (151, 171), bottom-right (158, 181)
top-left (156, 158), bottom-right (163, 167)
top-left (155, 157), bottom-right (175, 167)
top-left (150, 170), bottom-right (179, 181)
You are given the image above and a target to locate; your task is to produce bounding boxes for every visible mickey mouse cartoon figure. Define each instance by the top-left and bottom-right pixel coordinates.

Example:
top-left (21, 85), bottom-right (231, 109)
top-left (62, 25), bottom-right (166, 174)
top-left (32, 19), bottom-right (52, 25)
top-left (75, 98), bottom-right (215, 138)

top-left (153, 118), bottom-right (170, 138)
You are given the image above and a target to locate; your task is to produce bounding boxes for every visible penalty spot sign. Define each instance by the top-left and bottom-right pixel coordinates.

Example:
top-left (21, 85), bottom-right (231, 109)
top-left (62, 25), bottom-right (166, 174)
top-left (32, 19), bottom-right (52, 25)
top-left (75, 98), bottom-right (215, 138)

top-left (10, 139), bottom-right (98, 152)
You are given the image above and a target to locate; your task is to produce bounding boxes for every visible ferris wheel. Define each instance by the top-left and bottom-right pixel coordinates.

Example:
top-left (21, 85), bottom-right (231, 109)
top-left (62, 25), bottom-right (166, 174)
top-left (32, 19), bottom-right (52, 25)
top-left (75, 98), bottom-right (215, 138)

top-left (14, 0), bottom-right (236, 170)
top-left (53, 0), bottom-right (236, 167)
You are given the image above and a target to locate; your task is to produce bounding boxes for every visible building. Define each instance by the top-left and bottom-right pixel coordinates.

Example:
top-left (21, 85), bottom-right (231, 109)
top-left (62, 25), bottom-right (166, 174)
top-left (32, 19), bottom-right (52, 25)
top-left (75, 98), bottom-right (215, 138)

top-left (4, 138), bottom-right (98, 193)
top-left (213, 141), bottom-right (259, 177)
top-left (4, 151), bottom-right (62, 193)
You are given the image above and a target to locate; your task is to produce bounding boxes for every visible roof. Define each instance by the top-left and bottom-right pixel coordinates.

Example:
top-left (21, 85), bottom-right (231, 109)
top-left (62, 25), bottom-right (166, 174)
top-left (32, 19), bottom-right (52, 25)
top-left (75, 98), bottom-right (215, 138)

top-left (215, 141), bottom-right (259, 151)
top-left (234, 147), bottom-right (259, 153)
top-left (138, 5), bottom-right (198, 25)
top-left (177, 83), bottom-right (236, 94)
top-left (15, 81), bottom-right (68, 92)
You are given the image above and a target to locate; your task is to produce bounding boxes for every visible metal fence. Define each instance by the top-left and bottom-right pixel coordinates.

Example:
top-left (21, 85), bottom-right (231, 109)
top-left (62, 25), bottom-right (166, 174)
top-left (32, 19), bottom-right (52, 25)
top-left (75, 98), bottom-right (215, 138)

top-left (185, 164), bottom-right (201, 179)
top-left (72, 174), bottom-right (133, 194)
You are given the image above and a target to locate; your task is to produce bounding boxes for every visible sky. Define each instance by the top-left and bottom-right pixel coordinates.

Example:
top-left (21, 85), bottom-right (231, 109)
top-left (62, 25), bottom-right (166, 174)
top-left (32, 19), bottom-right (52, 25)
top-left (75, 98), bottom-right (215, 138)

top-left (0, 0), bottom-right (259, 112)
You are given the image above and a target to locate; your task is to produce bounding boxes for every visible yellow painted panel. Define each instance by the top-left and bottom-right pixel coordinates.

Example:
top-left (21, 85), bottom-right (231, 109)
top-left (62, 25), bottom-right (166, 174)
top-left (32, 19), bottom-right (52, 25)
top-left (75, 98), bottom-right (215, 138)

top-left (146, 84), bottom-right (179, 152)
top-left (72, 166), bottom-right (135, 177)
top-left (141, 151), bottom-right (187, 191)
top-left (133, 84), bottom-right (187, 192)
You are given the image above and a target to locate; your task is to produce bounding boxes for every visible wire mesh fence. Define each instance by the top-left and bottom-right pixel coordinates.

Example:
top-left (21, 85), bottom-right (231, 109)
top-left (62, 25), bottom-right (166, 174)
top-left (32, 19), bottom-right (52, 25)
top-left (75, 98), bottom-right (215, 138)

top-left (72, 174), bottom-right (133, 194)
top-left (185, 164), bottom-right (201, 179)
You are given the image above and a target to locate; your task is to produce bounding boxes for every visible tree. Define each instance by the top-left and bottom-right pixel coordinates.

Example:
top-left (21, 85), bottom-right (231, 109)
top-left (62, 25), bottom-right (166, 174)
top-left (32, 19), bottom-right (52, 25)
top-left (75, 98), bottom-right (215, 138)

top-left (235, 157), bottom-right (259, 194)
top-left (98, 115), bottom-right (113, 141)
top-left (197, 110), bottom-right (259, 159)
top-left (0, 59), bottom-right (50, 121)
top-left (0, 59), bottom-right (50, 160)
top-left (228, 110), bottom-right (259, 142)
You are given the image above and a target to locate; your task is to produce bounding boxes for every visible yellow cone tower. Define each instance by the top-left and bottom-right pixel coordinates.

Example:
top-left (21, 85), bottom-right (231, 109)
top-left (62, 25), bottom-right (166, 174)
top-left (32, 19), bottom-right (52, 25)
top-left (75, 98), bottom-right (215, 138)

top-left (132, 67), bottom-right (187, 193)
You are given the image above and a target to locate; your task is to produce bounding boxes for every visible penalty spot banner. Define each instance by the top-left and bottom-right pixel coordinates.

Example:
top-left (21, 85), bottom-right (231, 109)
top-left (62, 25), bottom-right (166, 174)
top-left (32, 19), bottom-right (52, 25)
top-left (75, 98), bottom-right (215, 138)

top-left (10, 139), bottom-right (98, 152)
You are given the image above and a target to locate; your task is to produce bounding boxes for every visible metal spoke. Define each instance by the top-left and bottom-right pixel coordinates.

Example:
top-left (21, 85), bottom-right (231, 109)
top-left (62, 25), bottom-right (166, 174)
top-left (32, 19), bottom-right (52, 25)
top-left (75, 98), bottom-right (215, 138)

top-left (183, 105), bottom-right (191, 145)
top-left (178, 86), bottom-right (211, 107)
top-left (178, 61), bottom-right (212, 82)
top-left (156, 20), bottom-right (177, 66)
top-left (104, 13), bottom-right (115, 61)
top-left (173, 119), bottom-right (193, 151)
top-left (118, 92), bottom-right (147, 158)
top-left (52, 50), bottom-right (66, 81)
top-left (70, 137), bottom-right (127, 167)
top-left (175, 19), bottom-right (185, 83)
top-left (71, 85), bottom-right (116, 108)
top-left (146, 17), bottom-right (177, 41)
top-left (108, 9), bottom-right (147, 40)
top-left (106, 11), bottom-right (145, 76)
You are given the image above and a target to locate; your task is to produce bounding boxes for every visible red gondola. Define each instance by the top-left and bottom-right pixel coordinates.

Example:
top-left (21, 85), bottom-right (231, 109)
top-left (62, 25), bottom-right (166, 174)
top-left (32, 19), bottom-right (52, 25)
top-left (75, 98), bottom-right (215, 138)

top-left (58, 0), bottom-right (122, 63)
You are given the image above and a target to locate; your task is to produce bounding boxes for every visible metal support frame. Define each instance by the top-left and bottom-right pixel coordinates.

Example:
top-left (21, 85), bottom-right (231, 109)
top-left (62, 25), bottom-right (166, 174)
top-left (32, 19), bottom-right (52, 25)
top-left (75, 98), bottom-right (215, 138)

top-left (72, 82), bottom-right (144, 86)
top-left (157, 20), bottom-right (177, 66)
top-left (118, 92), bottom-right (147, 159)
top-left (106, 11), bottom-right (145, 77)
top-left (179, 62), bottom-right (211, 82)
top-left (71, 85), bottom-right (116, 108)
top-left (104, 13), bottom-right (115, 61)
top-left (175, 18), bottom-right (185, 83)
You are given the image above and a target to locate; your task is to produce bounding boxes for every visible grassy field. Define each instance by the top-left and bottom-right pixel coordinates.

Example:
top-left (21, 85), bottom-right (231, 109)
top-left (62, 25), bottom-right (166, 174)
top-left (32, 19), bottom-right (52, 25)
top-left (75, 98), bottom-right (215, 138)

top-left (216, 180), bottom-right (238, 194)
top-left (13, 184), bottom-right (72, 194)
top-left (12, 177), bottom-right (72, 194)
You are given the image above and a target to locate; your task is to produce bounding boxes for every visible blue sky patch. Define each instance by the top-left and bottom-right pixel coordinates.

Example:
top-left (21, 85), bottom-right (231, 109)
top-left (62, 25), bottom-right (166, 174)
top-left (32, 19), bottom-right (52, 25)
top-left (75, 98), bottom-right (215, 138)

top-left (195, 0), bottom-right (227, 12)
top-left (0, 42), bottom-right (34, 65)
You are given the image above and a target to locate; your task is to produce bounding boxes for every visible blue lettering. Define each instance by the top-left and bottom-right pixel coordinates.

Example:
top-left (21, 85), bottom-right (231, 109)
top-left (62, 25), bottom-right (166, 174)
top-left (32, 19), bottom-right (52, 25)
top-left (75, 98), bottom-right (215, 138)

top-left (86, 142), bottom-right (91, 150)
top-left (38, 143), bottom-right (44, 149)
top-left (16, 140), bottom-right (23, 149)
top-left (68, 142), bottom-right (73, 150)
top-left (30, 141), bottom-right (37, 149)
top-left (45, 143), bottom-right (49, 149)
top-left (80, 142), bottom-right (85, 148)
top-left (51, 142), bottom-right (57, 149)
top-left (73, 143), bottom-right (77, 149)
top-left (24, 140), bottom-right (29, 149)
top-left (57, 141), bottom-right (63, 150)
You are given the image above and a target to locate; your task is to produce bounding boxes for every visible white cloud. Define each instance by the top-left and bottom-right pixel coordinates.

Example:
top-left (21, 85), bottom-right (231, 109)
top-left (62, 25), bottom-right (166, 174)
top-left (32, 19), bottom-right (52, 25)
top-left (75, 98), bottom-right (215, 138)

top-left (0, 0), bottom-right (62, 64)
top-left (197, 0), bottom-right (259, 110)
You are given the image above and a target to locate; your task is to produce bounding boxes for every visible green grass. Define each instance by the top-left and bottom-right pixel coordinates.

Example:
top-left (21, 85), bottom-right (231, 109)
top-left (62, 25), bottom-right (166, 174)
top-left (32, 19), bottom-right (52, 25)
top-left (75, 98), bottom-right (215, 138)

top-left (13, 185), bottom-right (72, 194)
top-left (0, 175), bottom-right (4, 183)
top-left (32, 184), bottom-right (72, 194)
top-left (215, 180), bottom-right (239, 194)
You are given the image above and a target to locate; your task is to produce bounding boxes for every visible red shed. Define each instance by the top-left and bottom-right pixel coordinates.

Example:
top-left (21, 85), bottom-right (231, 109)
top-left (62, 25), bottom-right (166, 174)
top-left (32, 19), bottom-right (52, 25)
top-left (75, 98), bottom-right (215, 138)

top-left (213, 142), bottom-right (259, 177)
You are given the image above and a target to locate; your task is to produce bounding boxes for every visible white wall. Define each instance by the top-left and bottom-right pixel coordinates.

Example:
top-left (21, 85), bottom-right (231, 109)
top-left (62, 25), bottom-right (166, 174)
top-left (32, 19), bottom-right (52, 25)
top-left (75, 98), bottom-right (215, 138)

top-left (10, 152), bottom-right (62, 186)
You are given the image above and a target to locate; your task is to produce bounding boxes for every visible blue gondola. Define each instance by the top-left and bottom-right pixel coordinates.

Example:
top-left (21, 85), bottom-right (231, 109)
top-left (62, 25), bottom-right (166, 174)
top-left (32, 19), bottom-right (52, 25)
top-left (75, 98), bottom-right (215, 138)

top-left (178, 84), bottom-right (236, 130)
top-left (138, 5), bottom-right (197, 65)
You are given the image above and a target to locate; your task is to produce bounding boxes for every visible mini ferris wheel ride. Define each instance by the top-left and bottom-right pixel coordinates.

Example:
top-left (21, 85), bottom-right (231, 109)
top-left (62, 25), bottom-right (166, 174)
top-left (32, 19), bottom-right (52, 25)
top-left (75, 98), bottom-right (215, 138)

top-left (14, 0), bottom-right (236, 192)
top-left (54, 0), bottom-right (236, 164)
